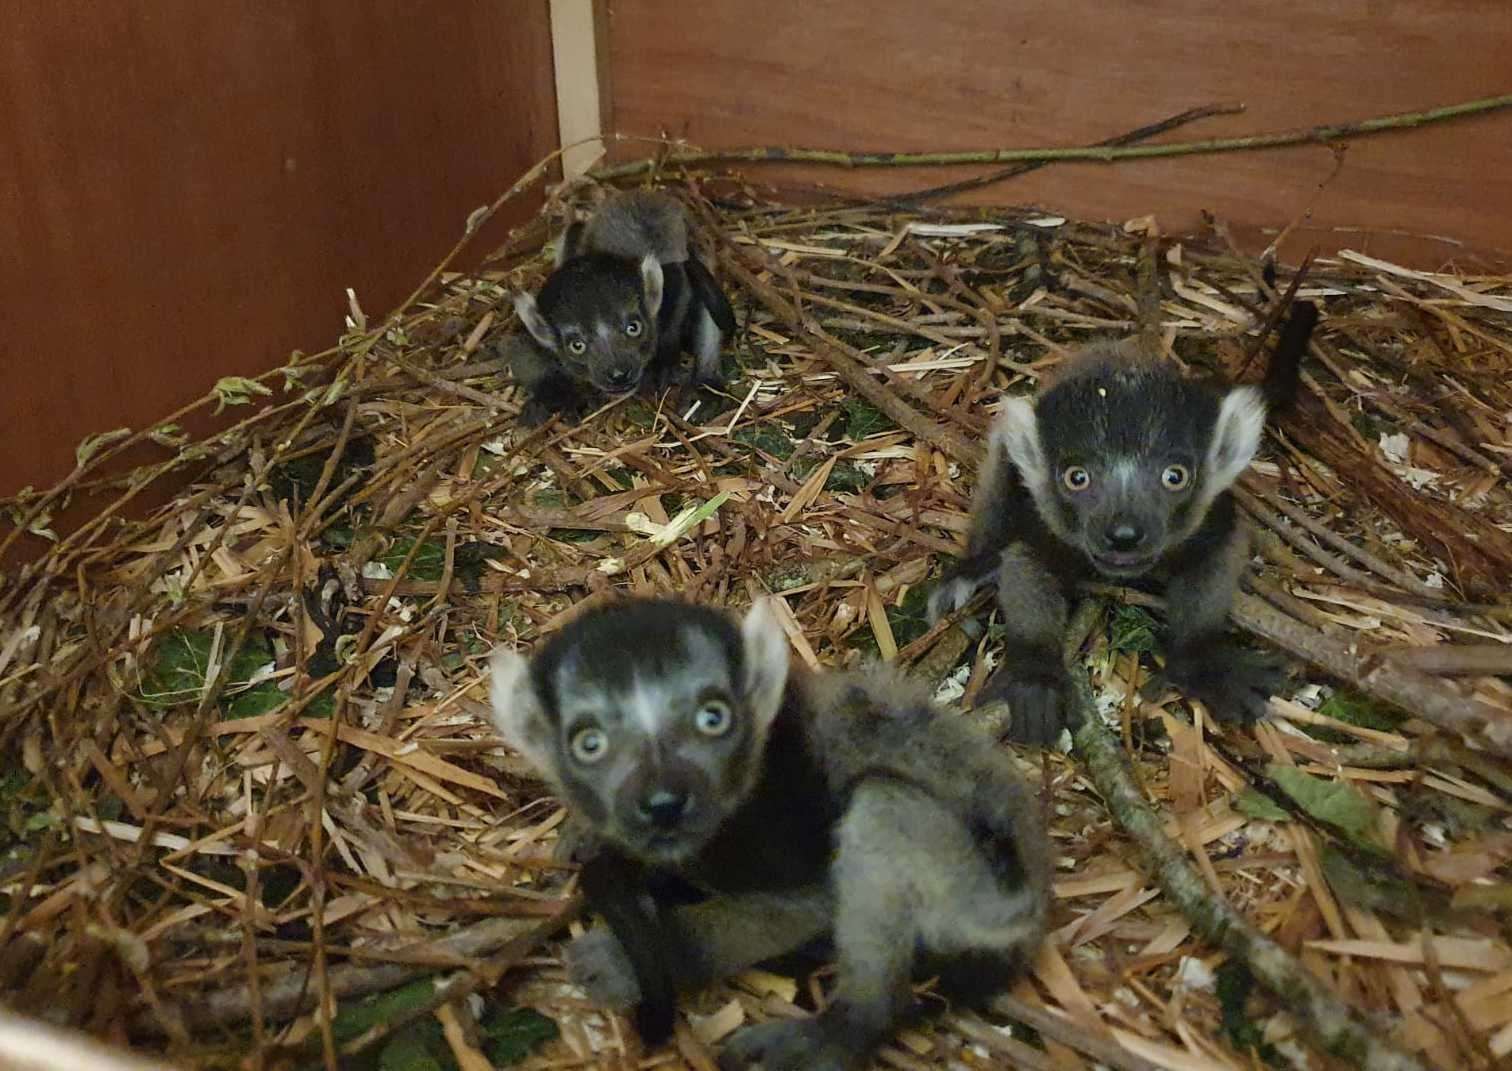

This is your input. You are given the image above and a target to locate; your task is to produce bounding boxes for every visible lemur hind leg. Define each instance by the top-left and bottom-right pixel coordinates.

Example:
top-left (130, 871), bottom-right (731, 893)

top-left (720, 781), bottom-right (1036, 1071)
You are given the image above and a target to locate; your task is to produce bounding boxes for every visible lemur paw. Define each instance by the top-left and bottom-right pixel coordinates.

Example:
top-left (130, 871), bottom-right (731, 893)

top-left (1162, 644), bottom-right (1290, 723)
top-left (691, 374), bottom-right (730, 396)
top-left (719, 1019), bottom-right (859, 1071)
top-left (519, 398), bottom-right (556, 427)
top-left (565, 928), bottom-right (641, 1011)
top-left (978, 667), bottom-right (1074, 747)
top-left (926, 575), bottom-right (984, 628)
top-left (552, 818), bottom-right (599, 865)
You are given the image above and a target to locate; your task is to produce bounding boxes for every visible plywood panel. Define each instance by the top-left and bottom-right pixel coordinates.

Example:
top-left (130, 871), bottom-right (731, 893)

top-left (0, 2), bottom-right (557, 505)
top-left (606, 0), bottom-right (1512, 268)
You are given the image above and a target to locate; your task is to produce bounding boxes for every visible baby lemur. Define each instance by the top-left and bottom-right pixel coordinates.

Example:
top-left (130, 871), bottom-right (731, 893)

top-left (510, 190), bottom-right (736, 424)
top-left (488, 598), bottom-right (1049, 1071)
top-left (931, 298), bottom-right (1319, 745)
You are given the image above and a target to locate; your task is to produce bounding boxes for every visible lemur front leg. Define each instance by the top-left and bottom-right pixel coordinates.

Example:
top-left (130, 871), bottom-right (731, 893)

top-left (1159, 519), bottom-right (1288, 722)
top-left (977, 544), bottom-right (1073, 746)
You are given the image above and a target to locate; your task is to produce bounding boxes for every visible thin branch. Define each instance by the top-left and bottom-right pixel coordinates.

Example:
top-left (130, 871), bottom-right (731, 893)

top-left (593, 93), bottom-right (1512, 181)
top-left (1059, 600), bottom-right (1431, 1071)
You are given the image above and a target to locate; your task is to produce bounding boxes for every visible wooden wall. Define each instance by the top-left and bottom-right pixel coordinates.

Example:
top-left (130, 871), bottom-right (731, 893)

top-left (0, 2), bottom-right (557, 503)
top-left (605, 0), bottom-right (1512, 268)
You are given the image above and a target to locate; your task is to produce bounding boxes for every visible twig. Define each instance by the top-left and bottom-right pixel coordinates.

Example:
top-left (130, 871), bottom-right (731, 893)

top-left (1062, 599), bottom-right (1431, 1071)
top-left (882, 103), bottom-right (1245, 205)
top-left (593, 93), bottom-right (1512, 180)
top-left (337, 901), bottom-right (583, 1059)
top-left (1233, 591), bottom-right (1512, 756)
top-left (141, 906), bottom-right (578, 1033)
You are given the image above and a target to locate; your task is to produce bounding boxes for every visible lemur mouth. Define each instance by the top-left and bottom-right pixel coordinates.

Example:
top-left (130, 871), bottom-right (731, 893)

top-left (1090, 551), bottom-right (1158, 578)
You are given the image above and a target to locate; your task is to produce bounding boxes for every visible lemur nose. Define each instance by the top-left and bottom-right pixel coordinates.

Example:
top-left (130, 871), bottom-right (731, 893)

top-left (1106, 521), bottom-right (1145, 552)
top-left (640, 790), bottom-right (690, 829)
top-left (607, 367), bottom-right (635, 388)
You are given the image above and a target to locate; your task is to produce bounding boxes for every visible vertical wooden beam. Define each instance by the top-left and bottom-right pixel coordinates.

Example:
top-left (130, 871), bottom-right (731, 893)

top-left (549, 0), bottom-right (607, 179)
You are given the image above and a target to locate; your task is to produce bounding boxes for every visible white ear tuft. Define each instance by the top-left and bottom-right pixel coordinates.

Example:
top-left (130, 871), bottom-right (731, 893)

top-left (555, 220), bottom-right (585, 267)
top-left (638, 253), bottom-right (665, 317)
top-left (740, 598), bottom-right (790, 732)
top-left (512, 293), bottom-right (557, 350)
top-left (1207, 385), bottom-right (1266, 490)
top-left (992, 397), bottom-right (1046, 488)
top-left (487, 647), bottom-right (555, 776)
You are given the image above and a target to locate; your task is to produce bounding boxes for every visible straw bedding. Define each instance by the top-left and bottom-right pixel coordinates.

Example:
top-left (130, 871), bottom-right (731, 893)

top-left (2, 169), bottom-right (1511, 1071)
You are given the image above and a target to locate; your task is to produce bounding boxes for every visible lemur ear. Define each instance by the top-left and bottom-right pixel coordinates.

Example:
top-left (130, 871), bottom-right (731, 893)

top-left (739, 598), bottom-right (790, 734)
top-left (556, 219), bottom-right (586, 267)
top-left (487, 648), bottom-right (556, 778)
top-left (1208, 385), bottom-right (1266, 490)
top-left (993, 397), bottom-right (1046, 488)
top-left (638, 253), bottom-right (665, 317)
top-left (512, 293), bottom-right (557, 351)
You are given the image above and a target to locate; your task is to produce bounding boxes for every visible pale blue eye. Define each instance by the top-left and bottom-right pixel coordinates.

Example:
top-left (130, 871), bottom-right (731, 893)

top-left (571, 728), bottom-right (608, 763)
top-left (693, 700), bottom-right (733, 736)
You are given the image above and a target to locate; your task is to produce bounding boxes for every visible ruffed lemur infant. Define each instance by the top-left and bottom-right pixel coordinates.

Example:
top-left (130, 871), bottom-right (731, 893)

top-left (488, 598), bottom-right (1049, 1071)
top-left (930, 298), bottom-right (1319, 745)
top-left (510, 190), bottom-right (736, 424)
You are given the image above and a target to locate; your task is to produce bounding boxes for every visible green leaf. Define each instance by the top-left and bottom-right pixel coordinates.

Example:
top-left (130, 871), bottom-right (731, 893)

top-left (825, 461), bottom-right (868, 493)
top-left (1107, 604), bottom-right (1158, 655)
top-left (75, 427), bottom-right (133, 468)
top-left (1215, 961), bottom-right (1280, 1063)
top-left (139, 630), bottom-right (276, 711)
top-left (329, 980), bottom-right (440, 1045)
top-left (481, 1007), bottom-right (558, 1066)
top-left (732, 423), bottom-right (795, 460)
top-left (1317, 688), bottom-right (1405, 731)
top-left (149, 423), bottom-right (188, 448)
top-left (212, 375), bottom-right (274, 414)
top-left (843, 398), bottom-right (894, 440)
top-left (885, 584), bottom-right (934, 649)
top-left (1266, 764), bottom-right (1385, 853)
top-left (378, 537), bottom-right (448, 582)
top-left (377, 1024), bottom-right (446, 1071)
top-left (1234, 788), bottom-right (1289, 823)
top-left (228, 680), bottom-right (287, 717)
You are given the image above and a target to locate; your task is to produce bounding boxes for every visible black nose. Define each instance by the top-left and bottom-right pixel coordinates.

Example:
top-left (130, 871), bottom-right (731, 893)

top-left (606, 367), bottom-right (635, 388)
top-left (1106, 520), bottom-right (1145, 552)
top-left (639, 790), bottom-right (689, 829)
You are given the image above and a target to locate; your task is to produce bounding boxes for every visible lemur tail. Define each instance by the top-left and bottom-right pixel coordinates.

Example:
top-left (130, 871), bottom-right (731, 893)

top-left (1261, 298), bottom-right (1319, 411)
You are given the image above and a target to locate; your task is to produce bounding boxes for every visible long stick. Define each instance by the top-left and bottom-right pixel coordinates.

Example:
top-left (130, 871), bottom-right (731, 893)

top-left (1060, 600), bottom-right (1430, 1071)
top-left (593, 93), bottom-right (1512, 180)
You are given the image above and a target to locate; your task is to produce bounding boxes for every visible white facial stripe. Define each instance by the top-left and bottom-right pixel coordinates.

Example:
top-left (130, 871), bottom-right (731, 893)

top-left (624, 672), bottom-right (670, 736)
top-left (1109, 457), bottom-right (1139, 494)
top-left (596, 321), bottom-right (614, 345)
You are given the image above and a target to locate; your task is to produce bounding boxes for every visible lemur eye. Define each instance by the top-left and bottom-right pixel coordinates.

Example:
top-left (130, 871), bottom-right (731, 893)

top-left (625, 318), bottom-right (643, 337)
top-left (1062, 466), bottom-right (1091, 492)
top-left (1162, 464), bottom-right (1191, 491)
top-left (693, 699), bottom-right (733, 737)
top-left (570, 727), bottom-right (608, 763)
top-left (567, 339), bottom-right (587, 356)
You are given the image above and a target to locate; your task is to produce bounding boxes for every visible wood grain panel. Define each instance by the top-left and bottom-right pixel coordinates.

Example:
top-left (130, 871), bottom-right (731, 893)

top-left (0, 2), bottom-right (557, 506)
top-left (606, 0), bottom-right (1512, 268)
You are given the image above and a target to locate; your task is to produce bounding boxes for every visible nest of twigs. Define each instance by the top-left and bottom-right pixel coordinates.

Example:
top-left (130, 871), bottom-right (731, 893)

top-left (2, 165), bottom-right (1511, 1071)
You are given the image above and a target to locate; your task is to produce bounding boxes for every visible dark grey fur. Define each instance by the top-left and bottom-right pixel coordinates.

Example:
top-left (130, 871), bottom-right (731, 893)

top-left (930, 302), bottom-right (1318, 745)
top-left (510, 191), bottom-right (736, 424)
top-left (489, 598), bottom-right (1050, 1071)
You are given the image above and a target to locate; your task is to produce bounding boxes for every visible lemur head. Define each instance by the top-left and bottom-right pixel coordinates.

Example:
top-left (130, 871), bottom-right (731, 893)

top-left (512, 251), bottom-right (664, 397)
top-left (488, 599), bottom-right (790, 866)
top-left (994, 359), bottom-right (1265, 578)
